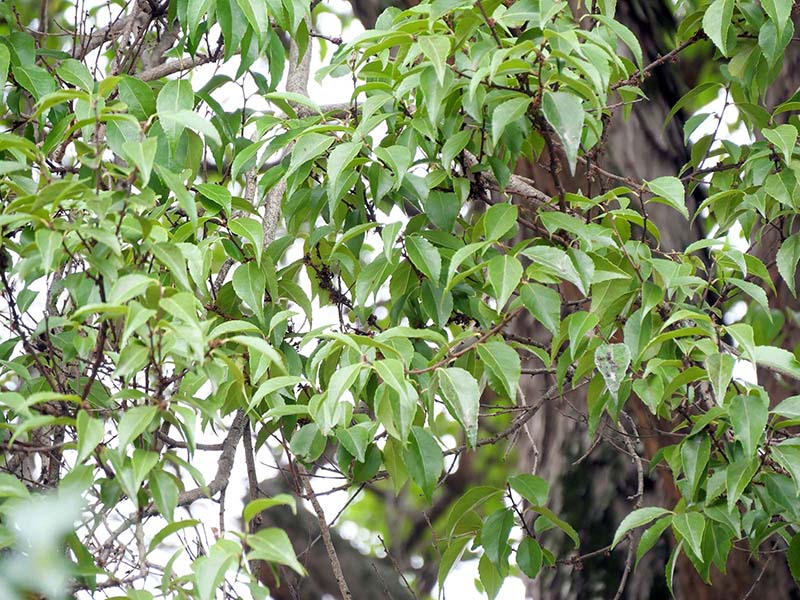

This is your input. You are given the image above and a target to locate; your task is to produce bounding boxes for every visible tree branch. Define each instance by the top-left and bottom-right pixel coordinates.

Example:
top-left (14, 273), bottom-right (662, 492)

top-left (261, 27), bottom-right (313, 247)
top-left (139, 53), bottom-right (220, 82)
top-left (75, 1), bottom-right (167, 59)
top-left (143, 409), bottom-right (246, 517)
top-left (296, 463), bottom-right (354, 600)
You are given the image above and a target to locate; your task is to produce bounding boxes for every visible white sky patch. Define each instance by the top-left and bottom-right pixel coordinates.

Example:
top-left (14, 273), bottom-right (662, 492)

top-left (687, 90), bottom-right (761, 387)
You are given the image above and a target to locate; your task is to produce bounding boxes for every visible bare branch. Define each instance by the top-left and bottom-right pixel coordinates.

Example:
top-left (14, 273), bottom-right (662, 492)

top-left (76, 1), bottom-right (166, 59)
top-left (139, 53), bottom-right (219, 82)
top-left (261, 26), bottom-right (312, 246)
top-left (296, 463), bottom-right (354, 600)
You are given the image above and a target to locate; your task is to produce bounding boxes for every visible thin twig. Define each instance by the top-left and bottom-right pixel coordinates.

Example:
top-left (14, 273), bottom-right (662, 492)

top-left (611, 413), bottom-right (645, 600)
top-left (741, 550), bottom-right (773, 600)
top-left (378, 535), bottom-right (419, 600)
top-left (610, 30), bottom-right (705, 91)
top-left (296, 463), bottom-right (353, 600)
top-left (408, 307), bottom-right (523, 375)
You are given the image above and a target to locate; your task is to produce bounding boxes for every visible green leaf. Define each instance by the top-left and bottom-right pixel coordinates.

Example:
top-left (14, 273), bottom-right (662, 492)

top-left (777, 234), bottom-right (800, 297)
top-left (382, 438), bottom-right (409, 495)
top-left (235, 0), bottom-right (269, 36)
top-left (336, 422), bottom-right (376, 463)
top-left (763, 123), bottom-right (797, 164)
top-left (771, 440), bottom-right (800, 494)
top-left (229, 217), bottom-right (264, 263)
top-left (481, 508), bottom-right (514, 566)
top-left (156, 80), bottom-right (194, 140)
top-left (160, 292), bottom-right (199, 325)
top-left (373, 359), bottom-right (417, 442)
top-left (788, 533), bottom-right (800, 584)
top-left (680, 435), bottom-right (710, 499)
top-left (243, 494), bottom-right (296, 524)
top-left (35, 229), bottom-right (62, 274)
top-left (636, 516), bottom-right (672, 567)
top-left (218, 0), bottom-right (247, 59)
top-left (531, 505), bottom-right (579, 547)
top-left (762, 0), bottom-right (792, 37)
top-left (230, 335), bottom-right (286, 376)
top-left (159, 110), bottom-right (221, 146)
top-left (492, 95), bottom-right (531, 147)
top-left (313, 363), bottom-right (362, 435)
top-left (441, 129), bottom-right (472, 168)
top-left (122, 138), bottom-right (157, 185)
top-left (483, 203), bottom-right (518, 241)
top-left (702, 0), bottom-right (734, 56)
top-left (119, 75), bottom-right (155, 120)
top-left (426, 191), bottom-right (460, 231)
top-left (477, 341), bottom-right (521, 401)
top-left (726, 455), bottom-right (759, 511)
top-left (437, 367), bottom-right (480, 448)
top-left (404, 426), bottom-right (444, 502)
top-left (509, 474), bottom-right (549, 506)
top-left (646, 176), bottom-right (688, 219)
top-left (517, 537), bottom-right (543, 579)
top-left (327, 141), bottom-right (361, 200)
top-left (247, 528), bottom-right (306, 575)
top-left (594, 343), bottom-right (631, 397)
top-left (612, 506), bottom-right (672, 548)
top-left (148, 520), bottom-right (200, 554)
top-left (150, 469), bottom-right (179, 521)
top-left (519, 283), bottom-right (560, 336)
top-left (772, 395), bottom-right (800, 419)
top-left (730, 394), bottom-right (768, 458)
top-left (76, 410), bottom-right (105, 463)
top-left (445, 486), bottom-right (503, 539)
top-left (753, 345), bottom-right (800, 379)
top-left (375, 145), bottom-right (412, 187)
top-left (438, 537), bottom-right (471, 588)
top-left (478, 553), bottom-right (503, 600)
top-left (406, 235), bottom-right (442, 282)
top-left (117, 405), bottom-right (158, 450)
top-left (196, 183), bottom-right (232, 215)
top-left (290, 423), bottom-right (326, 461)
top-left (671, 512), bottom-right (705, 560)
top-left (487, 254), bottom-right (523, 308)
top-left (523, 246), bottom-right (592, 295)
top-left (0, 46), bottom-right (9, 91)
top-left (58, 58), bottom-right (94, 92)
top-left (418, 35), bottom-right (451, 85)
top-left (154, 166), bottom-right (198, 228)
top-left (193, 543), bottom-right (236, 600)
top-left (665, 541), bottom-right (681, 597)
top-left (542, 91), bottom-right (583, 175)
top-left (705, 352), bottom-right (733, 406)
top-left (592, 15), bottom-right (643, 69)
top-left (250, 376), bottom-right (304, 412)
top-left (0, 473), bottom-right (30, 499)
top-left (288, 133), bottom-right (334, 177)
top-left (725, 323), bottom-right (756, 363)
top-left (185, 0), bottom-right (213, 33)
top-left (12, 64), bottom-right (55, 100)
top-left (232, 262), bottom-right (266, 315)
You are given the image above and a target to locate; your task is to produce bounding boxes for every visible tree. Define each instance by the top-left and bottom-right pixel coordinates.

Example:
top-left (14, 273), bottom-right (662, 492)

top-left (1, 0), bottom-right (800, 599)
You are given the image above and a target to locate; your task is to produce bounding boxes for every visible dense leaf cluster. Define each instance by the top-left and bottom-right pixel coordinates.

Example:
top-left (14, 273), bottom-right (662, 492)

top-left (0, 0), bottom-right (800, 597)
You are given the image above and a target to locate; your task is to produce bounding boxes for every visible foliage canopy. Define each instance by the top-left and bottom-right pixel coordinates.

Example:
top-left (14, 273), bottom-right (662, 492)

top-left (1, 0), bottom-right (800, 597)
